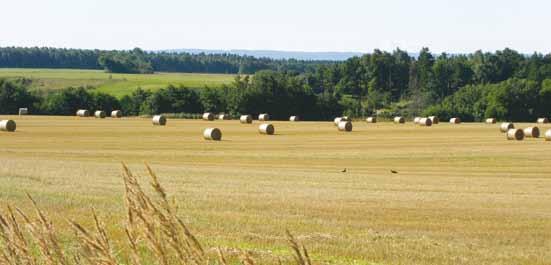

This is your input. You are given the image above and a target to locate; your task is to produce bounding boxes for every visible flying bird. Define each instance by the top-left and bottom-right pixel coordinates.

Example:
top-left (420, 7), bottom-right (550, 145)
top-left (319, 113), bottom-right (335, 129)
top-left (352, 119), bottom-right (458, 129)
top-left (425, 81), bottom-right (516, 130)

top-left (390, 170), bottom-right (398, 174)
top-left (341, 168), bottom-right (347, 173)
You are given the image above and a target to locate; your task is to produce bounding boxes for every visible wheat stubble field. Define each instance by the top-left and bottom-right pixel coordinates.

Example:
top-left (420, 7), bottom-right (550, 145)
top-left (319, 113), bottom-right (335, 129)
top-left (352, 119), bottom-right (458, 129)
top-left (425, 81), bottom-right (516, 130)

top-left (1, 115), bottom-right (551, 264)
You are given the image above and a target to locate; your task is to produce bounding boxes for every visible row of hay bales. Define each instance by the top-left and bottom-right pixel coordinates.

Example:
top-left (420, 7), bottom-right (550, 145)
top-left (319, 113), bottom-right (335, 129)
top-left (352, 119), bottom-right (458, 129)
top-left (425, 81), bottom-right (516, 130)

top-left (365, 115), bottom-right (462, 125)
top-left (154, 113), bottom-right (279, 129)
top-left (364, 116), bottom-right (524, 125)
top-left (202, 112), bottom-right (301, 122)
top-left (76, 109), bottom-right (123, 118)
top-left (499, 122), bottom-right (551, 141)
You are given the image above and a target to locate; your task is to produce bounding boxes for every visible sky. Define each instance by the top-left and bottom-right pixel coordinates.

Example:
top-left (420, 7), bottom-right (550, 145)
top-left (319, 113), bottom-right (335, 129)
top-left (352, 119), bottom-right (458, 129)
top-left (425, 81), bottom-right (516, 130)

top-left (1, 0), bottom-right (549, 54)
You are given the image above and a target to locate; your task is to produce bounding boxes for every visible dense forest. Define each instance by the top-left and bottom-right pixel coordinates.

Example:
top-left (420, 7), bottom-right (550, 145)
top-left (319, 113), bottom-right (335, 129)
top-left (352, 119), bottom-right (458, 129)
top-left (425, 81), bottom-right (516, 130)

top-left (2, 47), bottom-right (551, 121)
top-left (0, 47), bottom-right (329, 74)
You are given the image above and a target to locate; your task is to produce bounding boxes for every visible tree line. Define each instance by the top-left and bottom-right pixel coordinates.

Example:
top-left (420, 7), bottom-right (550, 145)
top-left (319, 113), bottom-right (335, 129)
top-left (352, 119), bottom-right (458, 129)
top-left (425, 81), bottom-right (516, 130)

top-left (3, 71), bottom-right (551, 122)
top-left (302, 48), bottom-right (551, 121)
top-left (0, 73), bottom-right (342, 120)
top-left (0, 47), bottom-right (329, 74)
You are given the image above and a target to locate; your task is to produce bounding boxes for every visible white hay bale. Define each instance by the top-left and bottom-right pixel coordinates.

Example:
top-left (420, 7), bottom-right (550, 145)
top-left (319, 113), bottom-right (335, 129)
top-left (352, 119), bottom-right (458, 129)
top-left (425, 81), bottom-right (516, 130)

top-left (500, 122), bottom-right (514, 133)
top-left (0, 120), bottom-right (16, 132)
top-left (429, 116), bottom-right (439, 124)
top-left (507, 129), bottom-right (524, 141)
top-left (202, 112), bottom-right (215, 121)
top-left (258, 123), bottom-right (275, 135)
top-left (449, 117), bottom-right (461, 124)
top-left (537, 118), bottom-right (549, 124)
top-left (485, 118), bottom-right (496, 124)
top-left (203, 128), bottom-right (222, 141)
top-left (111, 110), bottom-right (122, 118)
top-left (76, 109), bottom-right (90, 117)
top-left (414, 117), bottom-right (421, 124)
top-left (218, 114), bottom-right (230, 120)
top-left (18, 108), bottom-right (28, 115)
top-left (289, 116), bottom-right (299, 122)
top-left (95, 111), bottom-right (106, 119)
top-left (545, 129), bottom-right (551, 141)
top-left (523, 127), bottom-right (540, 138)
top-left (394, 117), bottom-right (405, 124)
top-left (152, 115), bottom-right (167, 126)
top-left (258, 113), bottom-right (270, 121)
top-left (366, 117), bottom-right (377, 123)
top-left (419, 118), bottom-right (432, 126)
top-left (334, 116), bottom-right (351, 126)
top-left (240, 115), bottom-right (253, 124)
top-left (337, 121), bottom-right (352, 132)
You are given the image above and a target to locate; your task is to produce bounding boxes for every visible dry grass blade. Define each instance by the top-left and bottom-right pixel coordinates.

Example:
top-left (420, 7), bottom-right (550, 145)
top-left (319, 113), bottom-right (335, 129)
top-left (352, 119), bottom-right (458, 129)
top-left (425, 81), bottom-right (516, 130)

top-left (124, 227), bottom-right (143, 265)
top-left (217, 247), bottom-right (228, 265)
top-left (145, 163), bottom-right (170, 212)
top-left (0, 205), bottom-right (36, 265)
top-left (17, 194), bottom-right (68, 265)
top-left (240, 250), bottom-right (256, 265)
top-left (286, 230), bottom-right (312, 265)
top-left (302, 246), bottom-right (312, 265)
top-left (68, 209), bottom-right (117, 265)
top-left (178, 218), bottom-right (205, 256)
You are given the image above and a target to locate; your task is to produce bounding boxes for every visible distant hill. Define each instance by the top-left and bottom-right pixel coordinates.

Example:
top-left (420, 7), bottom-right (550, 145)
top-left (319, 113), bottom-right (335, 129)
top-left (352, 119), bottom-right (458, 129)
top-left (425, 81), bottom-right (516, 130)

top-left (161, 49), bottom-right (365, 61)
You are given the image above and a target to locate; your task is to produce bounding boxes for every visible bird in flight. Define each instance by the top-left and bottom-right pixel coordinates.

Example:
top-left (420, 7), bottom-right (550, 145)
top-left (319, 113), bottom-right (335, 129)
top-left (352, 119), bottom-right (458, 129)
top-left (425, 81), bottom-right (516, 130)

top-left (341, 168), bottom-right (347, 173)
top-left (390, 170), bottom-right (398, 174)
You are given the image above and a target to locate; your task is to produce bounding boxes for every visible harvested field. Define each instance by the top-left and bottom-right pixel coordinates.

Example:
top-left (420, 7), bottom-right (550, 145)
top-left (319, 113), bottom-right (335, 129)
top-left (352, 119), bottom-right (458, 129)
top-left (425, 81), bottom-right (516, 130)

top-left (0, 115), bottom-right (551, 264)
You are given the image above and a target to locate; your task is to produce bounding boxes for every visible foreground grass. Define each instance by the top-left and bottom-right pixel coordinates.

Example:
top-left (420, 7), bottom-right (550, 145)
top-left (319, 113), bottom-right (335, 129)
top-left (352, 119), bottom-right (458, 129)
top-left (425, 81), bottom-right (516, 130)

top-left (0, 163), bottom-right (314, 265)
top-left (0, 116), bottom-right (551, 264)
top-left (0, 68), bottom-right (236, 97)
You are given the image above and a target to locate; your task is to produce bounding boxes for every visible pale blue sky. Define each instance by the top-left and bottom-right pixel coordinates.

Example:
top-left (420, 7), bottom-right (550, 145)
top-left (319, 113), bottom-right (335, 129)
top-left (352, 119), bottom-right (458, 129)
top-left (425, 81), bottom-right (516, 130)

top-left (1, 0), bottom-right (549, 53)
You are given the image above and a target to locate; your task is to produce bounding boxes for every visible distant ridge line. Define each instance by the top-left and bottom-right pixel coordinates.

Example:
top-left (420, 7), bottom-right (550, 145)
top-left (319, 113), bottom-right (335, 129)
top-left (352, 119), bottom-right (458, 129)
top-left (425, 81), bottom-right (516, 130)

top-left (158, 49), bottom-right (365, 61)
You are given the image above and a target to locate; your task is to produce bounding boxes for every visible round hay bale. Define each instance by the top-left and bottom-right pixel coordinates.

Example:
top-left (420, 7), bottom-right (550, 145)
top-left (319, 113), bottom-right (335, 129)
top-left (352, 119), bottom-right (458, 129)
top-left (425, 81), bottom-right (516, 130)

top-left (202, 113), bottom-right (215, 121)
top-left (394, 117), bottom-right (405, 124)
top-left (258, 113), bottom-right (270, 121)
top-left (76, 109), bottom-right (90, 117)
top-left (449, 117), bottom-right (461, 124)
top-left (203, 128), bottom-right (222, 141)
top-left (366, 117), bottom-right (377, 123)
top-left (289, 116), bottom-right (299, 122)
top-left (240, 115), bottom-right (253, 124)
top-left (507, 129), bottom-right (524, 141)
top-left (258, 123), bottom-right (275, 135)
top-left (334, 117), bottom-right (349, 126)
top-left (545, 129), bottom-right (551, 141)
top-left (429, 116), bottom-right (439, 124)
top-left (337, 121), bottom-right (352, 132)
top-left (95, 111), bottom-right (106, 119)
top-left (152, 115), bottom-right (167, 126)
top-left (537, 118), bottom-right (549, 124)
top-left (0, 120), bottom-right (16, 132)
top-left (18, 108), bottom-right (28, 115)
top-left (485, 118), bottom-right (497, 124)
top-left (218, 114), bottom-right (230, 120)
top-left (111, 110), bottom-right (122, 118)
top-left (413, 117), bottom-right (421, 124)
top-left (419, 118), bottom-right (432, 126)
top-left (523, 127), bottom-right (540, 138)
top-left (500, 122), bottom-right (514, 133)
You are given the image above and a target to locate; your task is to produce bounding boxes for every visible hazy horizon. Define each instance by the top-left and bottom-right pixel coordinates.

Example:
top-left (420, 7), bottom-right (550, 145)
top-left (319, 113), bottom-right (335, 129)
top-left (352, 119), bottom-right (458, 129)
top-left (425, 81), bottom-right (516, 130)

top-left (1, 0), bottom-right (550, 54)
